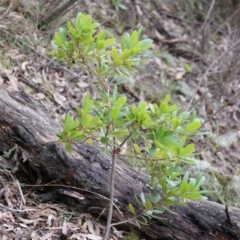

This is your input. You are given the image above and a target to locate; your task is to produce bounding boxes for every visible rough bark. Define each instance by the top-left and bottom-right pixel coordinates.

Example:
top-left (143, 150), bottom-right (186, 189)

top-left (0, 87), bottom-right (240, 240)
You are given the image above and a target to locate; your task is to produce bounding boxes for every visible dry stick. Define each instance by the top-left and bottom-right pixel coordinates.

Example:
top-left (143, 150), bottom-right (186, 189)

top-left (188, 67), bottom-right (236, 113)
top-left (200, 0), bottom-right (216, 56)
top-left (201, 0), bottom-right (216, 32)
top-left (0, 0), bottom-right (15, 21)
top-left (39, 0), bottom-right (78, 27)
top-left (187, 39), bottom-right (240, 111)
top-left (202, 91), bottom-right (240, 126)
top-left (104, 151), bottom-right (117, 240)
top-left (213, 5), bottom-right (240, 37)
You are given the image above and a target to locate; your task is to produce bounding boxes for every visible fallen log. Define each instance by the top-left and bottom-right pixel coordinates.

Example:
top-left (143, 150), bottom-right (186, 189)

top-left (0, 86), bottom-right (240, 240)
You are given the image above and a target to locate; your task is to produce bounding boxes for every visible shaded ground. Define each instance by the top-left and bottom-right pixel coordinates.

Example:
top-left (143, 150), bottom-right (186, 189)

top-left (0, 0), bottom-right (240, 239)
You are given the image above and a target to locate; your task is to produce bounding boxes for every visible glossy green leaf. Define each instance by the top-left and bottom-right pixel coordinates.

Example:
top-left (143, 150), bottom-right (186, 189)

top-left (140, 192), bottom-right (146, 204)
top-left (194, 174), bottom-right (206, 189)
top-left (180, 181), bottom-right (188, 194)
top-left (111, 107), bottom-right (120, 120)
top-left (144, 201), bottom-right (152, 210)
top-left (139, 39), bottom-right (153, 50)
top-left (164, 94), bottom-right (170, 103)
top-left (137, 26), bottom-right (143, 39)
top-left (184, 192), bottom-right (202, 200)
top-left (97, 30), bottom-right (106, 41)
top-left (114, 96), bottom-right (126, 107)
top-left (160, 102), bottom-right (168, 114)
top-left (54, 32), bottom-right (63, 47)
top-left (133, 143), bottom-right (142, 155)
top-left (82, 113), bottom-right (93, 127)
top-left (104, 38), bottom-right (115, 48)
top-left (96, 40), bottom-right (105, 50)
top-left (110, 129), bottom-right (129, 137)
top-left (180, 144), bottom-right (194, 157)
top-left (59, 27), bottom-right (66, 43)
top-left (130, 30), bottom-right (138, 48)
top-left (112, 85), bottom-right (118, 104)
top-left (121, 49), bottom-right (131, 59)
top-left (185, 120), bottom-right (201, 133)
top-left (129, 203), bottom-right (136, 214)
top-left (132, 128), bottom-right (139, 139)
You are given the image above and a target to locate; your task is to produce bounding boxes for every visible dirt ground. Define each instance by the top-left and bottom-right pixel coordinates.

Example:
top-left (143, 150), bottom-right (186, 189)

top-left (0, 0), bottom-right (240, 239)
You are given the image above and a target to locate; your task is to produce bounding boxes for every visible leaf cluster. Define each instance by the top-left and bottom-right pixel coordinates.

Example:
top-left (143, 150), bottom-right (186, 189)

top-left (49, 12), bottom-right (152, 90)
top-left (51, 12), bottom-right (207, 226)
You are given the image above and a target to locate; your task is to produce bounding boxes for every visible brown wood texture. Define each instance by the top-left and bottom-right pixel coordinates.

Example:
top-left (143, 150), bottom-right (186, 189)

top-left (0, 87), bottom-right (240, 240)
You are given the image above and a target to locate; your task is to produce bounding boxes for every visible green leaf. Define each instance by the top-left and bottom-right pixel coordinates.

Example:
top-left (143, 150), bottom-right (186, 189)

top-left (139, 39), bottom-right (153, 50)
top-left (66, 120), bottom-right (79, 130)
top-left (160, 102), bottom-right (168, 114)
top-left (183, 172), bottom-right (189, 182)
top-left (111, 107), bottom-right (120, 120)
top-left (121, 49), bottom-right (131, 59)
top-left (96, 40), bottom-right (105, 50)
top-left (54, 32), bottom-right (63, 47)
top-left (104, 38), bottom-right (116, 48)
top-left (137, 26), bottom-right (143, 39)
top-left (111, 47), bottom-right (122, 66)
top-left (184, 192), bottom-right (202, 200)
top-left (64, 113), bottom-right (72, 127)
top-left (129, 203), bottom-right (136, 214)
top-left (140, 192), bottom-right (146, 205)
top-left (112, 85), bottom-right (118, 104)
top-left (185, 120), bottom-right (201, 133)
top-left (100, 136), bottom-right (108, 144)
top-left (144, 201), bottom-right (152, 210)
top-left (163, 198), bottom-right (175, 206)
top-left (114, 96), bottom-right (126, 107)
top-left (194, 174), bottom-right (206, 189)
top-left (180, 181), bottom-right (188, 194)
top-left (110, 129), bottom-right (129, 137)
top-left (97, 30), bottom-right (106, 41)
top-left (138, 101), bottom-right (148, 112)
top-left (130, 30), bottom-right (138, 48)
top-left (59, 27), bottom-right (66, 44)
top-left (164, 94), bottom-right (171, 103)
top-left (180, 144), bottom-right (195, 157)
top-left (82, 113), bottom-right (93, 127)
top-left (65, 143), bottom-right (73, 152)
top-left (183, 63), bottom-right (192, 72)
top-left (67, 22), bottom-right (77, 37)
top-left (149, 193), bottom-right (161, 204)
top-left (132, 128), bottom-right (139, 139)
top-left (133, 143), bottom-right (142, 155)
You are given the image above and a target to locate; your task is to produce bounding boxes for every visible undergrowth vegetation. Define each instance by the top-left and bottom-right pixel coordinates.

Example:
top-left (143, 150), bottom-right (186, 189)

top-left (49, 12), bottom-right (207, 239)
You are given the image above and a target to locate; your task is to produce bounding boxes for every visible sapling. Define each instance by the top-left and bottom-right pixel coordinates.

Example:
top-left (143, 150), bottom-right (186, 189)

top-left (49, 12), bottom-right (207, 240)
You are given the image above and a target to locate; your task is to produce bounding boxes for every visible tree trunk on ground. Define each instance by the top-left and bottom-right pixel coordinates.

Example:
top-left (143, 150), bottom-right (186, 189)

top-left (0, 87), bottom-right (240, 240)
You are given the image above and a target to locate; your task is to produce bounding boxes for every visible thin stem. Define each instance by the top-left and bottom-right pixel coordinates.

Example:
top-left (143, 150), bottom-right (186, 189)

top-left (103, 151), bottom-right (117, 240)
top-left (81, 58), bottom-right (109, 93)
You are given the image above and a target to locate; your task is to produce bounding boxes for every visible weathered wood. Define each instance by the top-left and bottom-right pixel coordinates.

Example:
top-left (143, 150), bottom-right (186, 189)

top-left (0, 87), bottom-right (240, 240)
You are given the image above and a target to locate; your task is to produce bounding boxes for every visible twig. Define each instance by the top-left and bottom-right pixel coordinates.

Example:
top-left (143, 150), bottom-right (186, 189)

top-left (202, 91), bottom-right (240, 126)
top-left (104, 150), bottom-right (117, 240)
top-left (187, 39), bottom-right (240, 111)
top-left (0, 0), bottom-right (14, 21)
top-left (213, 5), bottom-right (240, 36)
top-left (225, 205), bottom-right (232, 224)
top-left (0, 203), bottom-right (36, 212)
top-left (201, 0), bottom-right (216, 32)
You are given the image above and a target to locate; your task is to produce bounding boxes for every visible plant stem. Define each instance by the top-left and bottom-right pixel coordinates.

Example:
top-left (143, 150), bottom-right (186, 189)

top-left (103, 152), bottom-right (117, 240)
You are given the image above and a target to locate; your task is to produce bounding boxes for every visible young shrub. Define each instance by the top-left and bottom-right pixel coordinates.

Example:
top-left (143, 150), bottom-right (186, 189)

top-left (49, 12), bottom-right (206, 240)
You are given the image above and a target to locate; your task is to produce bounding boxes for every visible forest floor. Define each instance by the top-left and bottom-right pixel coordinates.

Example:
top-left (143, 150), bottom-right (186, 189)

top-left (0, 0), bottom-right (240, 239)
